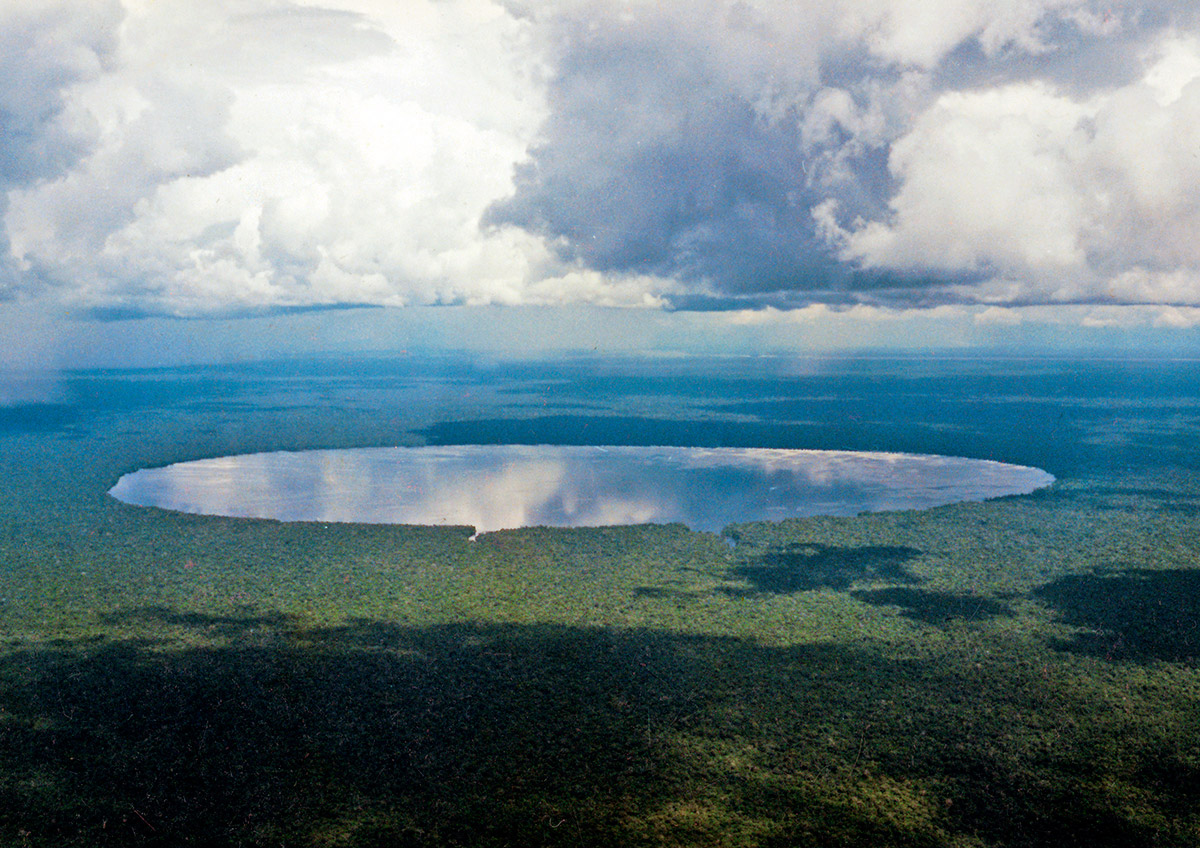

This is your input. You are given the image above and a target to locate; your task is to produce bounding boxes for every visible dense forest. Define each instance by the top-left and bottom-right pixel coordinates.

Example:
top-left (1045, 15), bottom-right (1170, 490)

top-left (2, 354), bottom-right (1198, 846)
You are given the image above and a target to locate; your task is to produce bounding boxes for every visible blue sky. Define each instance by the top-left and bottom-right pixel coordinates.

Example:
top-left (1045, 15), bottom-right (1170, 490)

top-left (4, 0), bottom-right (1200, 368)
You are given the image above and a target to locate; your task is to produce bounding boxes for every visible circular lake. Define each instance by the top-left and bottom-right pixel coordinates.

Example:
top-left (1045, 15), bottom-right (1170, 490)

top-left (108, 445), bottom-right (1055, 534)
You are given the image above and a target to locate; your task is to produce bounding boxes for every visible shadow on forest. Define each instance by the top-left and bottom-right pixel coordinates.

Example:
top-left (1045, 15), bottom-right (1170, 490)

top-left (99, 604), bottom-right (294, 634)
top-left (724, 544), bottom-right (1012, 625)
top-left (726, 543), bottom-right (922, 594)
top-left (1, 609), bottom-right (1195, 847)
top-left (1036, 569), bottom-right (1200, 664)
top-left (852, 587), bottom-right (1013, 624)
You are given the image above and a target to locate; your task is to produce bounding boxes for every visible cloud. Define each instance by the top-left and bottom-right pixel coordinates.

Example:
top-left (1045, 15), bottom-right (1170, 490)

top-left (487, 0), bottom-right (917, 301)
top-left (0, 0), bottom-right (122, 297)
top-left (829, 30), bottom-right (1200, 306)
top-left (491, 0), bottom-right (1197, 307)
top-left (5, 0), bottom-right (656, 315)
top-left (974, 306), bottom-right (1024, 326)
top-left (3, 0), bottom-right (1200, 318)
top-left (830, 82), bottom-right (1093, 274)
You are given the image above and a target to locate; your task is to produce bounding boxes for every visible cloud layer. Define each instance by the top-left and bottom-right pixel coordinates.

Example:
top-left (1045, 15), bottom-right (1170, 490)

top-left (3, 0), bottom-right (1200, 316)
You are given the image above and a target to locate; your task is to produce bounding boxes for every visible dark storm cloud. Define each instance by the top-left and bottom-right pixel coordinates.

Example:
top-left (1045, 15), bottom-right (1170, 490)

top-left (485, 19), bottom-right (863, 297)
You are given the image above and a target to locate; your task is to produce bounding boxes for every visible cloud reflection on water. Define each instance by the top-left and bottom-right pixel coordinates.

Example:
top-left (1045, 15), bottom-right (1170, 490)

top-left (108, 446), bottom-right (1054, 534)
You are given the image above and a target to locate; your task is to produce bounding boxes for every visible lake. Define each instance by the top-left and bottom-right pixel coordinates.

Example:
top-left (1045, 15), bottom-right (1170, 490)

top-left (108, 445), bottom-right (1055, 533)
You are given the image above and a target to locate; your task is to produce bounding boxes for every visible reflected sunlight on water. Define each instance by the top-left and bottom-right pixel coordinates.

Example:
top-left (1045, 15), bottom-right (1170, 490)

top-left (108, 445), bottom-right (1055, 534)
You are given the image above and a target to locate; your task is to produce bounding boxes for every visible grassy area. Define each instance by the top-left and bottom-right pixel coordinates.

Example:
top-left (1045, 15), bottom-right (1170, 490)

top-left (1, 357), bottom-right (1199, 846)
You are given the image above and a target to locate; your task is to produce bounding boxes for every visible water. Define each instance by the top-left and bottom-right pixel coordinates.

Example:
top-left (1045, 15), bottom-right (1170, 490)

top-left (107, 445), bottom-right (1055, 533)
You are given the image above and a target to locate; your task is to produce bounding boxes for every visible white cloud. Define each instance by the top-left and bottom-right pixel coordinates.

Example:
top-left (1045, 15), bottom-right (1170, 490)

top-left (974, 306), bottom-right (1024, 326)
top-left (1152, 306), bottom-right (1200, 328)
top-left (5, 0), bottom-right (665, 315)
top-left (845, 0), bottom-right (1086, 68)
top-left (832, 30), bottom-right (1200, 306)
top-left (834, 82), bottom-right (1094, 274)
top-left (0, 0), bottom-right (123, 296)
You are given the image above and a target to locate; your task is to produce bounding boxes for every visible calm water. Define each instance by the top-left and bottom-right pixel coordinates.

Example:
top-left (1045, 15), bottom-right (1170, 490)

top-left (108, 445), bottom-right (1054, 533)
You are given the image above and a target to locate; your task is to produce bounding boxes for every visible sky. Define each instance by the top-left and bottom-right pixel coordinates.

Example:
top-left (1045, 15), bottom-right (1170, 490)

top-left (4, 0), bottom-right (1200, 369)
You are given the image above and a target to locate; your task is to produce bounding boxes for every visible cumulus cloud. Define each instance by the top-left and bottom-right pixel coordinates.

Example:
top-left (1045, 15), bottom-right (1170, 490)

top-left (492, 0), bottom-right (1200, 307)
top-left (6, 0), bottom-right (655, 315)
top-left (827, 29), bottom-right (1200, 306)
top-left (488, 0), bottom-right (916, 302)
top-left (0, 0), bottom-right (122, 297)
top-left (829, 82), bottom-right (1093, 275)
top-left (3, 0), bottom-right (1200, 317)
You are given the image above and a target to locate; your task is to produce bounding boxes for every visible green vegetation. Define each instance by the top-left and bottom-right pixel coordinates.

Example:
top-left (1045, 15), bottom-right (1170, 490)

top-left (2, 359), bottom-right (1200, 846)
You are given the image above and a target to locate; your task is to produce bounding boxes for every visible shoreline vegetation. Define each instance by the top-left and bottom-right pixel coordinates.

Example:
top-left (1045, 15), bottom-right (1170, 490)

top-left (2, 354), bottom-right (1199, 846)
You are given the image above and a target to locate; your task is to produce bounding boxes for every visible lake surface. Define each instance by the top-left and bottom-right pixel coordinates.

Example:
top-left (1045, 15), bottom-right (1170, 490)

top-left (108, 445), bottom-right (1055, 534)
